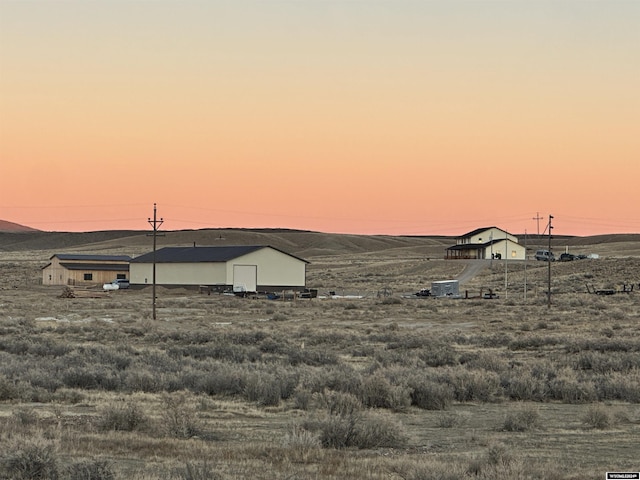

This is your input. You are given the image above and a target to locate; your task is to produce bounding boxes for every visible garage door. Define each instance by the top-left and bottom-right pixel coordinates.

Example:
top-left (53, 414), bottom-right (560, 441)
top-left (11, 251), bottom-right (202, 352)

top-left (233, 265), bottom-right (257, 293)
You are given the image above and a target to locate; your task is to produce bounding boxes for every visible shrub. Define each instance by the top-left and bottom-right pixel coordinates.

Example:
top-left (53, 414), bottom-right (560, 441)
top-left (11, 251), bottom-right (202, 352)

top-left (408, 377), bottom-right (454, 410)
top-left (244, 373), bottom-right (282, 407)
top-left (1, 438), bottom-right (59, 480)
top-left (286, 348), bottom-right (340, 367)
top-left (547, 370), bottom-right (597, 403)
top-left (443, 368), bottom-right (501, 402)
top-left (486, 442), bottom-right (515, 467)
top-left (305, 411), bottom-right (407, 449)
top-left (281, 425), bottom-right (321, 450)
top-left (436, 411), bottom-right (468, 428)
top-left (594, 370), bottom-right (640, 402)
top-left (360, 374), bottom-right (411, 411)
top-left (188, 362), bottom-right (246, 396)
top-left (500, 368), bottom-right (547, 402)
top-left (351, 412), bottom-right (408, 449)
top-left (315, 390), bottom-right (363, 416)
top-left (161, 393), bottom-right (202, 439)
top-left (380, 297), bottom-right (402, 305)
top-left (582, 404), bottom-right (610, 429)
top-left (501, 405), bottom-right (541, 432)
top-left (0, 374), bottom-right (18, 401)
top-left (11, 407), bottom-right (39, 426)
top-left (98, 400), bottom-right (148, 432)
top-left (66, 459), bottom-right (115, 480)
top-left (178, 462), bottom-right (223, 480)
top-left (419, 345), bottom-right (458, 367)
top-left (292, 387), bottom-right (312, 410)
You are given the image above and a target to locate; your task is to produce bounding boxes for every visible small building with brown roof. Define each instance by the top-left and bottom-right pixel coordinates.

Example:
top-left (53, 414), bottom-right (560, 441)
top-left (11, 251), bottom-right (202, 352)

top-left (42, 254), bottom-right (131, 286)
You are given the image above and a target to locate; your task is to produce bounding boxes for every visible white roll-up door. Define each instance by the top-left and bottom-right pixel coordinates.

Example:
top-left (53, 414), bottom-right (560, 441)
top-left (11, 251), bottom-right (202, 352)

top-left (233, 265), bottom-right (257, 292)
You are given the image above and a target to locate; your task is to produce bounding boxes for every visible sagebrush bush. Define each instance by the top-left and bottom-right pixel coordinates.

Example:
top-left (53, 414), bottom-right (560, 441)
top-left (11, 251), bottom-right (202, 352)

top-left (547, 369), bottom-right (597, 403)
top-left (162, 393), bottom-right (202, 439)
top-left (436, 411), bottom-right (468, 428)
top-left (11, 407), bottom-right (39, 426)
top-left (501, 404), bottom-right (541, 432)
top-left (418, 344), bottom-right (458, 367)
top-left (0, 374), bottom-right (19, 401)
top-left (66, 459), bottom-right (115, 480)
top-left (98, 400), bottom-right (148, 432)
top-left (594, 370), bottom-right (640, 402)
top-left (442, 368), bottom-right (501, 402)
top-left (315, 390), bottom-right (363, 416)
top-left (303, 411), bottom-right (407, 449)
top-left (408, 377), bottom-right (454, 410)
top-left (582, 404), bottom-right (610, 429)
top-left (292, 387), bottom-right (312, 410)
top-left (179, 462), bottom-right (223, 480)
top-left (360, 373), bottom-right (411, 411)
top-left (1, 437), bottom-right (59, 480)
top-left (500, 368), bottom-right (547, 402)
top-left (244, 373), bottom-right (282, 407)
top-left (281, 425), bottom-right (321, 450)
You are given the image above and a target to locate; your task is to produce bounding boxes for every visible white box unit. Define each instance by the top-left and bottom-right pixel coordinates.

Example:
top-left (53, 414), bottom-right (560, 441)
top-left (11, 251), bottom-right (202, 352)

top-left (431, 280), bottom-right (460, 297)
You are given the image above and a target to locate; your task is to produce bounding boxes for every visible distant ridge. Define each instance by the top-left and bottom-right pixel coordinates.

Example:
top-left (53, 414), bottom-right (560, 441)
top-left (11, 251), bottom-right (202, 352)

top-left (0, 219), bottom-right (40, 232)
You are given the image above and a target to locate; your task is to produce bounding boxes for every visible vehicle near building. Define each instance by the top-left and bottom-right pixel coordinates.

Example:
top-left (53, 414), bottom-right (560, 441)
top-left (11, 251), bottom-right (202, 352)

top-left (534, 250), bottom-right (555, 261)
top-left (103, 279), bottom-right (130, 290)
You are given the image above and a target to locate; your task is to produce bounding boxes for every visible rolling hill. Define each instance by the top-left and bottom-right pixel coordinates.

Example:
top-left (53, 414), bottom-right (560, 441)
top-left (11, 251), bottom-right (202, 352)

top-left (0, 219), bottom-right (40, 233)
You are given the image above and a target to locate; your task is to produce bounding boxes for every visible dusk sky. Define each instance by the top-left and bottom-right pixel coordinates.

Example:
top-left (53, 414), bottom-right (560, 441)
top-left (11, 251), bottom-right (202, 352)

top-left (1, 1), bottom-right (638, 236)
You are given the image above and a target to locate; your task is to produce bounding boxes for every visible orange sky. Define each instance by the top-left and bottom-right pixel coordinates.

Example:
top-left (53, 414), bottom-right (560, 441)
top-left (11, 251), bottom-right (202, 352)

top-left (1, 1), bottom-right (639, 236)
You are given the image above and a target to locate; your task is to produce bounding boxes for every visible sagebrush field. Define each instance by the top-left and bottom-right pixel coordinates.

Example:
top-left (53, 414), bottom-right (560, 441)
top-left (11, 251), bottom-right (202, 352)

top-left (0, 229), bottom-right (639, 479)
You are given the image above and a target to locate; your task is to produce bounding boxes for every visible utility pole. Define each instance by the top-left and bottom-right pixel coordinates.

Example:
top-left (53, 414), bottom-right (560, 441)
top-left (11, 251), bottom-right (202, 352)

top-left (504, 230), bottom-right (508, 299)
top-left (547, 215), bottom-right (553, 309)
top-left (524, 229), bottom-right (527, 303)
top-left (533, 212), bottom-right (543, 238)
top-left (148, 203), bottom-right (164, 320)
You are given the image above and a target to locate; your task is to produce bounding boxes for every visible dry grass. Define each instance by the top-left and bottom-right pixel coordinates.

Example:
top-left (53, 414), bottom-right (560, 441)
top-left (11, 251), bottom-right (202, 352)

top-left (1, 230), bottom-right (640, 479)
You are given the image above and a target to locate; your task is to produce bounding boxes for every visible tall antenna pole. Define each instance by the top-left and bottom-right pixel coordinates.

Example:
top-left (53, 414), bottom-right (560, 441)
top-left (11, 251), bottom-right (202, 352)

top-left (547, 215), bottom-right (553, 309)
top-left (148, 203), bottom-right (163, 320)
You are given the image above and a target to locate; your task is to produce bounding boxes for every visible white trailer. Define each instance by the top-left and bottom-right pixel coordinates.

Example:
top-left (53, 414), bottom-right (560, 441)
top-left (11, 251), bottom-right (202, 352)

top-left (431, 280), bottom-right (460, 297)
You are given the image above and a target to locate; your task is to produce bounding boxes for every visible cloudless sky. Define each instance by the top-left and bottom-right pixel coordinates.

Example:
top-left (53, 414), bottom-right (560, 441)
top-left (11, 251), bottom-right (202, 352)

top-left (1, 1), bottom-right (638, 235)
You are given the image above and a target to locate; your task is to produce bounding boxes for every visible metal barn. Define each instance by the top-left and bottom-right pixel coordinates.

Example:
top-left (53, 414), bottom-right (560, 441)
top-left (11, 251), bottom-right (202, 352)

top-left (129, 245), bottom-right (308, 292)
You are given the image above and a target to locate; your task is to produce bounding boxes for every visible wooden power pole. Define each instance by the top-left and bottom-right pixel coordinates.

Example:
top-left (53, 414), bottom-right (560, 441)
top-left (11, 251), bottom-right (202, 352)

top-left (148, 203), bottom-right (164, 320)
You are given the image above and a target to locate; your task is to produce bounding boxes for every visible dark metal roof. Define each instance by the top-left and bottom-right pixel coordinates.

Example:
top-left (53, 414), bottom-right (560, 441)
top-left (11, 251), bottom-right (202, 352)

top-left (59, 263), bottom-right (130, 271)
top-left (447, 239), bottom-right (506, 251)
top-left (130, 245), bottom-right (309, 264)
top-left (457, 227), bottom-right (497, 239)
top-left (447, 244), bottom-right (484, 251)
top-left (52, 254), bottom-right (131, 262)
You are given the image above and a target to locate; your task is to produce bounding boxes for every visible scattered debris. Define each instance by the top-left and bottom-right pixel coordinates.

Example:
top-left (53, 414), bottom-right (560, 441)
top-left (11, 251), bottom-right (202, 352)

top-left (59, 286), bottom-right (110, 299)
top-left (59, 286), bottom-right (75, 298)
top-left (586, 284), bottom-right (635, 295)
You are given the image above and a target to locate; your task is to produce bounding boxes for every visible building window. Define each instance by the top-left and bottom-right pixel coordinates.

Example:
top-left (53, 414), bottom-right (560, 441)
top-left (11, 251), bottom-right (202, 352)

top-left (117, 274), bottom-right (126, 280)
top-left (84, 273), bottom-right (93, 281)
top-left (49, 275), bottom-right (52, 281)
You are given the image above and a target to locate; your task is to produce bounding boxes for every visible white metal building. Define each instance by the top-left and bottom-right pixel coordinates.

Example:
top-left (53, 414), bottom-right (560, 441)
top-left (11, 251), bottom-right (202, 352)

top-left (129, 245), bottom-right (308, 292)
top-left (446, 227), bottom-right (526, 260)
